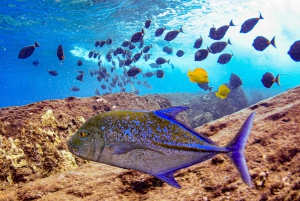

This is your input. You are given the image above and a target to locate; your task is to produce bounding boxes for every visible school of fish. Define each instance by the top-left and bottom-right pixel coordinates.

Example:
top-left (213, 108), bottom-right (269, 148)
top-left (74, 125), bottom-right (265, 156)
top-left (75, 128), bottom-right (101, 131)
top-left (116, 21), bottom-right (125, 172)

top-left (18, 12), bottom-right (298, 96)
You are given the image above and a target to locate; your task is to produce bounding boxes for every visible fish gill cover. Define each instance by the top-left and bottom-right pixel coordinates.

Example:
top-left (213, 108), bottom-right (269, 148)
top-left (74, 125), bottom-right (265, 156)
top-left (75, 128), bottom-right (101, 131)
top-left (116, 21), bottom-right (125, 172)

top-left (0, 0), bottom-right (299, 107)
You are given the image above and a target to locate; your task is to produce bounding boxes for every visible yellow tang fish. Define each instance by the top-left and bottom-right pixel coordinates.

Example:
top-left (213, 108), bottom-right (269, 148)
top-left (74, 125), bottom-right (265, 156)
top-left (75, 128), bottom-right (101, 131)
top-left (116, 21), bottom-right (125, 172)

top-left (187, 68), bottom-right (209, 84)
top-left (215, 84), bottom-right (231, 99)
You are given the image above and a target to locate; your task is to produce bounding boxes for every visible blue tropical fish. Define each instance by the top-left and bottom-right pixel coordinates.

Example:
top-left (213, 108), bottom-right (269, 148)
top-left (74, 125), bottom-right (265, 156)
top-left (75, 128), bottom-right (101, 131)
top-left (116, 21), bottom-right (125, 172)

top-left (68, 106), bottom-right (255, 188)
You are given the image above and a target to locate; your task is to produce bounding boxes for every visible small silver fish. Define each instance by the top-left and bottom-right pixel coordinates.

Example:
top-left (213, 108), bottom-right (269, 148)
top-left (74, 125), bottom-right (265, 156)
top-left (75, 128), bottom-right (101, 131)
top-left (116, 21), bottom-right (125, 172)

top-left (68, 107), bottom-right (255, 188)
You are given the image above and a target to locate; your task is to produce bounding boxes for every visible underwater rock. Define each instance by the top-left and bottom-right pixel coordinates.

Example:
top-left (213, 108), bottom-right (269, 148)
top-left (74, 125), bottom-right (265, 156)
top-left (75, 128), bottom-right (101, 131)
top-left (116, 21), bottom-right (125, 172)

top-left (161, 85), bottom-right (248, 128)
top-left (1, 86), bottom-right (300, 201)
top-left (191, 112), bottom-right (214, 128)
top-left (0, 93), bottom-right (167, 189)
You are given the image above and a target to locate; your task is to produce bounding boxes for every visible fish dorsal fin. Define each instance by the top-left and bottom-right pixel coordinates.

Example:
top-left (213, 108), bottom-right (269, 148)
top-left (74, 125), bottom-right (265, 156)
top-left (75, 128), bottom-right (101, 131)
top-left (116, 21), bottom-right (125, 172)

top-left (154, 106), bottom-right (217, 145)
top-left (156, 170), bottom-right (181, 189)
top-left (154, 106), bottom-right (189, 119)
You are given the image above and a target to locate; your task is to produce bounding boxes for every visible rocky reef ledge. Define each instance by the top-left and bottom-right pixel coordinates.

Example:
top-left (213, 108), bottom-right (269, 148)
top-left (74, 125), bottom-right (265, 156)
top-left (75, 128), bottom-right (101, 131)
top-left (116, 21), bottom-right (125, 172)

top-left (0, 87), bottom-right (299, 200)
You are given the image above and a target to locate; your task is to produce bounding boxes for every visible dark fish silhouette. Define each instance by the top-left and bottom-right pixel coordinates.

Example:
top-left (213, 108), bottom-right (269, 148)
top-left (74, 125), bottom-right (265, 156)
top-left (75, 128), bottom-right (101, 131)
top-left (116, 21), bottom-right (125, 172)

top-left (252, 36), bottom-right (276, 51)
top-left (209, 39), bottom-right (232, 54)
top-left (93, 52), bottom-right (99, 59)
top-left (155, 27), bottom-right (166, 37)
top-left (57, 45), bottom-right (65, 61)
top-left (156, 69), bottom-right (164, 78)
top-left (129, 43), bottom-right (136, 50)
top-left (229, 73), bottom-right (242, 89)
top-left (155, 57), bottom-right (170, 65)
top-left (133, 51), bottom-right (143, 62)
top-left (18, 41), bottom-right (40, 59)
top-left (106, 39), bottom-right (112, 45)
top-left (217, 52), bottom-right (233, 64)
top-left (32, 60), bottom-right (39, 66)
top-left (144, 71), bottom-right (154, 78)
top-left (261, 72), bottom-right (280, 88)
top-left (194, 48), bottom-right (210, 61)
top-left (88, 50), bottom-right (94, 58)
top-left (106, 52), bottom-right (112, 62)
top-left (131, 28), bottom-right (145, 43)
top-left (209, 20), bottom-right (235, 40)
top-left (143, 45), bottom-right (152, 53)
top-left (194, 36), bottom-right (203, 49)
top-left (138, 39), bottom-right (144, 49)
top-left (163, 46), bottom-right (173, 54)
top-left (240, 13), bottom-right (263, 34)
top-left (127, 67), bottom-right (141, 77)
top-left (118, 81), bottom-right (123, 87)
top-left (197, 83), bottom-right (212, 92)
top-left (143, 53), bottom-right (151, 62)
top-left (77, 60), bottom-right (82, 66)
top-left (97, 75), bottom-right (102, 82)
top-left (149, 63), bottom-right (160, 68)
top-left (122, 40), bottom-right (130, 47)
top-left (101, 84), bottom-right (107, 90)
top-left (95, 88), bottom-right (100, 96)
top-left (99, 40), bottom-right (106, 47)
top-left (114, 47), bottom-right (125, 56)
top-left (76, 73), bottom-right (84, 82)
top-left (70, 86), bottom-right (80, 92)
top-left (47, 70), bottom-right (58, 76)
top-left (176, 50), bottom-right (184, 57)
top-left (95, 41), bottom-right (100, 47)
top-left (164, 27), bottom-right (183, 41)
top-left (145, 19), bottom-right (151, 28)
top-left (125, 58), bottom-right (133, 66)
top-left (89, 69), bottom-right (94, 77)
top-left (287, 40), bottom-right (300, 62)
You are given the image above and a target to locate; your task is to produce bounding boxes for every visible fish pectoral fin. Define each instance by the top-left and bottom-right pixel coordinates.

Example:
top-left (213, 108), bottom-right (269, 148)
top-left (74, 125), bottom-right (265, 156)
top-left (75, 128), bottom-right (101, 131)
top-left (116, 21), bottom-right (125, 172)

top-left (156, 171), bottom-right (181, 189)
top-left (108, 142), bottom-right (160, 155)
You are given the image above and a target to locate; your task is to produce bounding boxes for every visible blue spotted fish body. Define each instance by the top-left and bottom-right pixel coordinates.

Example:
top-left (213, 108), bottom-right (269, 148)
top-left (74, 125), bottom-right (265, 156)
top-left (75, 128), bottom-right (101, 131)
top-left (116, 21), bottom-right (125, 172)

top-left (68, 106), bottom-right (255, 188)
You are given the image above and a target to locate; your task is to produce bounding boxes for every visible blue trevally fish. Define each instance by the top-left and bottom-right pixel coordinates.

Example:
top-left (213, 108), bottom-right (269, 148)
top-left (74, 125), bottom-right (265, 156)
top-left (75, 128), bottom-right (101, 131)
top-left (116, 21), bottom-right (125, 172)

top-left (68, 106), bottom-right (255, 188)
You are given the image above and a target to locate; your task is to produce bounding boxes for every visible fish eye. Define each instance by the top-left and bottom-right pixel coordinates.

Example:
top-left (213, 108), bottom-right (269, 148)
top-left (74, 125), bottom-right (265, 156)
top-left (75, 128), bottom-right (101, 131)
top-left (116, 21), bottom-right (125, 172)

top-left (78, 130), bottom-right (88, 139)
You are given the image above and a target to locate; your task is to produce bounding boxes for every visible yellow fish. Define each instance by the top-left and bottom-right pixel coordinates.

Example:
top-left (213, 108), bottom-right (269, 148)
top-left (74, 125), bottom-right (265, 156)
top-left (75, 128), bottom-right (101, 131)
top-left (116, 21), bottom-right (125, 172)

top-left (187, 68), bottom-right (209, 84)
top-left (215, 84), bottom-right (231, 99)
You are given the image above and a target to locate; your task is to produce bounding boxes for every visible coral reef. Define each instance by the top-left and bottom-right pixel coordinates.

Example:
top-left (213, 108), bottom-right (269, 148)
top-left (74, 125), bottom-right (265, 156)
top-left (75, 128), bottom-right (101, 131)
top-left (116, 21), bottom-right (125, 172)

top-left (0, 86), bottom-right (300, 200)
top-left (0, 93), bottom-right (167, 189)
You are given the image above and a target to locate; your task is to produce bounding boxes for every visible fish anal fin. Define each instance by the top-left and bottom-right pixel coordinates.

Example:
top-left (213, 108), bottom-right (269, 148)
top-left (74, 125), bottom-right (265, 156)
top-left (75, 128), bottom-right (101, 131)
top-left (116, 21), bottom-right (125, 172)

top-left (156, 171), bottom-right (181, 189)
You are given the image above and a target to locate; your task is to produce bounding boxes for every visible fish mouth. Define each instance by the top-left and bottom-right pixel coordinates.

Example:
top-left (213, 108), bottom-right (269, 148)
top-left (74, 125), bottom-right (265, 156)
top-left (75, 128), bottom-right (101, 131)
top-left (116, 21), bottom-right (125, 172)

top-left (67, 141), bottom-right (79, 154)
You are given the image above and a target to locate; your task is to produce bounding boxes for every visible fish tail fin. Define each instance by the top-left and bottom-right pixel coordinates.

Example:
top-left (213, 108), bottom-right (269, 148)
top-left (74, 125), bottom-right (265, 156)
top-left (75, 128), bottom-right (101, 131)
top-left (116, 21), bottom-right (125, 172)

top-left (207, 46), bottom-right (212, 53)
top-left (187, 70), bottom-right (191, 76)
top-left (229, 20), bottom-right (235, 26)
top-left (167, 59), bottom-right (170, 64)
top-left (179, 27), bottom-right (184, 33)
top-left (225, 112), bottom-right (255, 188)
top-left (35, 41), bottom-right (40, 47)
top-left (259, 12), bottom-right (264, 20)
top-left (142, 28), bottom-right (145, 34)
top-left (270, 36), bottom-right (276, 48)
top-left (228, 38), bottom-right (232, 45)
top-left (275, 74), bottom-right (280, 86)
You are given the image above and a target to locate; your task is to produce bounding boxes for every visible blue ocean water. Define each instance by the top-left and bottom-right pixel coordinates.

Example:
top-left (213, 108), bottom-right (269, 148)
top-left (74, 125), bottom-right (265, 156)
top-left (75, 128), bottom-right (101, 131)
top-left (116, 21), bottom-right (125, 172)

top-left (0, 0), bottom-right (299, 108)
